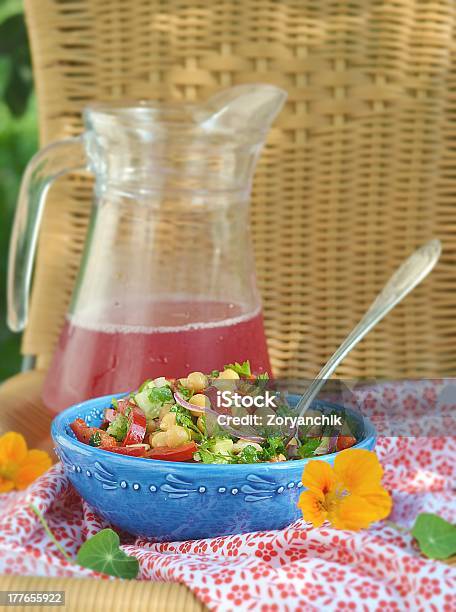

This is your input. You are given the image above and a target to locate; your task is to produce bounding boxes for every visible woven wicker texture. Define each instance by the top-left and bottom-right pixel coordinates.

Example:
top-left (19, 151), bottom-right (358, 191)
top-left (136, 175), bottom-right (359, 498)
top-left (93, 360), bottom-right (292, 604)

top-left (0, 371), bottom-right (52, 454)
top-left (22, 0), bottom-right (456, 378)
top-left (0, 574), bottom-right (205, 611)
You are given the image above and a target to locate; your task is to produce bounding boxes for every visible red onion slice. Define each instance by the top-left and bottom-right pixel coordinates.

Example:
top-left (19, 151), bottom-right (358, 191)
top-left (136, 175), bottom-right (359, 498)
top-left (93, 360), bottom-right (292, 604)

top-left (328, 435), bottom-right (338, 453)
top-left (174, 391), bottom-right (204, 413)
top-left (173, 391), bottom-right (264, 442)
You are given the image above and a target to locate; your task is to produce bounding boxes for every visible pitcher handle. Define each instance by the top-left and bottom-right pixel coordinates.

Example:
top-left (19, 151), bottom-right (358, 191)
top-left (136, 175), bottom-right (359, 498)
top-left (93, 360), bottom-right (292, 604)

top-left (7, 136), bottom-right (87, 332)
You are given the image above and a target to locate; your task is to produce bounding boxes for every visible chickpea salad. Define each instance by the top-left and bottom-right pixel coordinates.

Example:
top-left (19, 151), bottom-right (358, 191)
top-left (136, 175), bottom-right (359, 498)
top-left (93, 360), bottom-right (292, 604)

top-left (70, 361), bottom-right (357, 463)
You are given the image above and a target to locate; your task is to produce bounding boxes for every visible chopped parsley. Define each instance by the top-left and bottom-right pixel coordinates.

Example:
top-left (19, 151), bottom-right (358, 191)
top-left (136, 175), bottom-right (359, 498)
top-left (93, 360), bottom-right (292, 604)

top-left (176, 383), bottom-right (194, 401)
top-left (89, 432), bottom-right (102, 447)
top-left (236, 445), bottom-right (261, 463)
top-left (106, 413), bottom-right (129, 442)
top-left (225, 360), bottom-right (251, 377)
top-left (194, 437), bottom-right (234, 464)
top-left (297, 438), bottom-right (321, 458)
top-left (195, 447), bottom-right (232, 464)
top-left (170, 404), bottom-right (202, 438)
top-left (148, 385), bottom-right (173, 405)
top-left (260, 435), bottom-right (286, 461)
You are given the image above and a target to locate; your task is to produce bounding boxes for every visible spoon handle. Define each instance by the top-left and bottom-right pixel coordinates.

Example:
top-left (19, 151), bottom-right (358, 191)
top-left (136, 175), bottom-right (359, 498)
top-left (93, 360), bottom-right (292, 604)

top-left (296, 239), bottom-right (442, 419)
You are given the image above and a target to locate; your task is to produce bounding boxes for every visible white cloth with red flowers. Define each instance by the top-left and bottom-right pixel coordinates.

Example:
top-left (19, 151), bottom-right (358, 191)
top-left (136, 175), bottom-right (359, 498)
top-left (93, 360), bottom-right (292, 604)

top-left (0, 382), bottom-right (455, 612)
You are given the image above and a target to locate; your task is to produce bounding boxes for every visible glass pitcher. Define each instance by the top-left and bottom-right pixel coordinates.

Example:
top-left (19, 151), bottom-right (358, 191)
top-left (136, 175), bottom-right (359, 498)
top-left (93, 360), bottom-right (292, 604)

top-left (8, 84), bottom-right (287, 414)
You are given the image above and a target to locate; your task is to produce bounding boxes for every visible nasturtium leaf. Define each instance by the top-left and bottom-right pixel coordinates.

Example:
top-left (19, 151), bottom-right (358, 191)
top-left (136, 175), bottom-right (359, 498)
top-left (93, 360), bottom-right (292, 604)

top-left (76, 528), bottom-right (139, 579)
top-left (411, 513), bottom-right (456, 560)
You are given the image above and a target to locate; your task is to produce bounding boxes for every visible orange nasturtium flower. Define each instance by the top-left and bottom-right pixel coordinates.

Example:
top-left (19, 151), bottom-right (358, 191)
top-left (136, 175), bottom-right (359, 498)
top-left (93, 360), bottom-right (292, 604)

top-left (0, 432), bottom-right (52, 493)
top-left (298, 449), bottom-right (392, 531)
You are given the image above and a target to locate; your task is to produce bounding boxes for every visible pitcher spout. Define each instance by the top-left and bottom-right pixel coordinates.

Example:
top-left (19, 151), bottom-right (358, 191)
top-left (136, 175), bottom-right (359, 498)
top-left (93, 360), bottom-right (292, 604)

top-left (199, 84), bottom-right (287, 139)
top-left (79, 85), bottom-right (286, 195)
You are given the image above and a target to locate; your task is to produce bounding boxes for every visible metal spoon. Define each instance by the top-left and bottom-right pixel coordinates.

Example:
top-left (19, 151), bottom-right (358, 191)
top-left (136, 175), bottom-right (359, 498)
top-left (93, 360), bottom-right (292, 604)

top-left (295, 239), bottom-right (442, 420)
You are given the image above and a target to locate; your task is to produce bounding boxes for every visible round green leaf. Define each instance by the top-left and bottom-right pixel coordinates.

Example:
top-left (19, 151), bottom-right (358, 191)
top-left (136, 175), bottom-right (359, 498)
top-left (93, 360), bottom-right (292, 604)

top-left (411, 513), bottom-right (456, 560)
top-left (76, 528), bottom-right (139, 579)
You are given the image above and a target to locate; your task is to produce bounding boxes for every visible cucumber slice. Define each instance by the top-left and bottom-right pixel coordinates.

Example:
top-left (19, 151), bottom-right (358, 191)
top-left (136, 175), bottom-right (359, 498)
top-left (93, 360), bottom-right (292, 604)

top-left (134, 390), bottom-right (161, 420)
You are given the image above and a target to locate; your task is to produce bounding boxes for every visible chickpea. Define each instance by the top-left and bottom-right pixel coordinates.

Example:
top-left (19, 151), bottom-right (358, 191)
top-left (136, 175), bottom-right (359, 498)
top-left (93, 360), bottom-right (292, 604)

top-left (232, 439), bottom-right (262, 454)
top-left (269, 454), bottom-right (287, 463)
top-left (188, 393), bottom-right (210, 416)
top-left (215, 368), bottom-right (240, 392)
top-left (150, 431), bottom-right (168, 448)
top-left (186, 371), bottom-right (208, 392)
top-left (160, 412), bottom-right (177, 431)
top-left (159, 404), bottom-right (172, 419)
top-left (146, 419), bottom-right (159, 434)
top-left (166, 425), bottom-right (190, 447)
top-left (218, 368), bottom-right (240, 380)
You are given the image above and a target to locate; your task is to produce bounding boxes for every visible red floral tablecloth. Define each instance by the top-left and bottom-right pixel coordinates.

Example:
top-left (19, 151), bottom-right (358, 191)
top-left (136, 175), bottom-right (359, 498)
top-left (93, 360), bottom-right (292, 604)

top-left (0, 382), bottom-right (455, 611)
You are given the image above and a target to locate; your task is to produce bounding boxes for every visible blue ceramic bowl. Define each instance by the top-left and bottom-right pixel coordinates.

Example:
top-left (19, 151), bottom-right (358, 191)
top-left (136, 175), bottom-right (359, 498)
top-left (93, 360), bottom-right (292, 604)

top-left (52, 395), bottom-right (376, 541)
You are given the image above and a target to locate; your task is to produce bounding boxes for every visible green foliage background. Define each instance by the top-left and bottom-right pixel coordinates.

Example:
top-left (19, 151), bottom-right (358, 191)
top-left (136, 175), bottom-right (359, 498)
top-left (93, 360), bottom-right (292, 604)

top-left (0, 0), bottom-right (37, 381)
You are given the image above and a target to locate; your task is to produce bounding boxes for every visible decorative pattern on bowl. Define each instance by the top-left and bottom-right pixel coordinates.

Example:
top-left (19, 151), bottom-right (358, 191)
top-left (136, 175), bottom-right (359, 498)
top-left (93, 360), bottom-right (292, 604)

top-left (52, 394), bottom-right (376, 541)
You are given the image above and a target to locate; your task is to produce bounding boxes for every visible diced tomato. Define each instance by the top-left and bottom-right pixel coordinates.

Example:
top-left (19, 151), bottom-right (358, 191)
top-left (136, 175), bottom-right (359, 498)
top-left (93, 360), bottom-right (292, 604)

top-left (70, 419), bottom-right (93, 444)
top-left (105, 445), bottom-right (148, 457)
top-left (70, 418), bottom-right (117, 449)
top-left (336, 435), bottom-right (357, 451)
top-left (124, 405), bottom-right (147, 445)
top-left (145, 442), bottom-right (197, 462)
top-left (99, 432), bottom-right (118, 448)
top-left (116, 398), bottom-right (132, 413)
top-left (110, 398), bottom-right (147, 445)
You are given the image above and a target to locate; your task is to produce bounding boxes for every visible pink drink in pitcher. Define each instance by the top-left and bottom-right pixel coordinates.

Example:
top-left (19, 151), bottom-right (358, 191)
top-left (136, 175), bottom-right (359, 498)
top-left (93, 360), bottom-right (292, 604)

top-left (42, 300), bottom-right (271, 414)
top-left (9, 86), bottom-right (286, 414)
